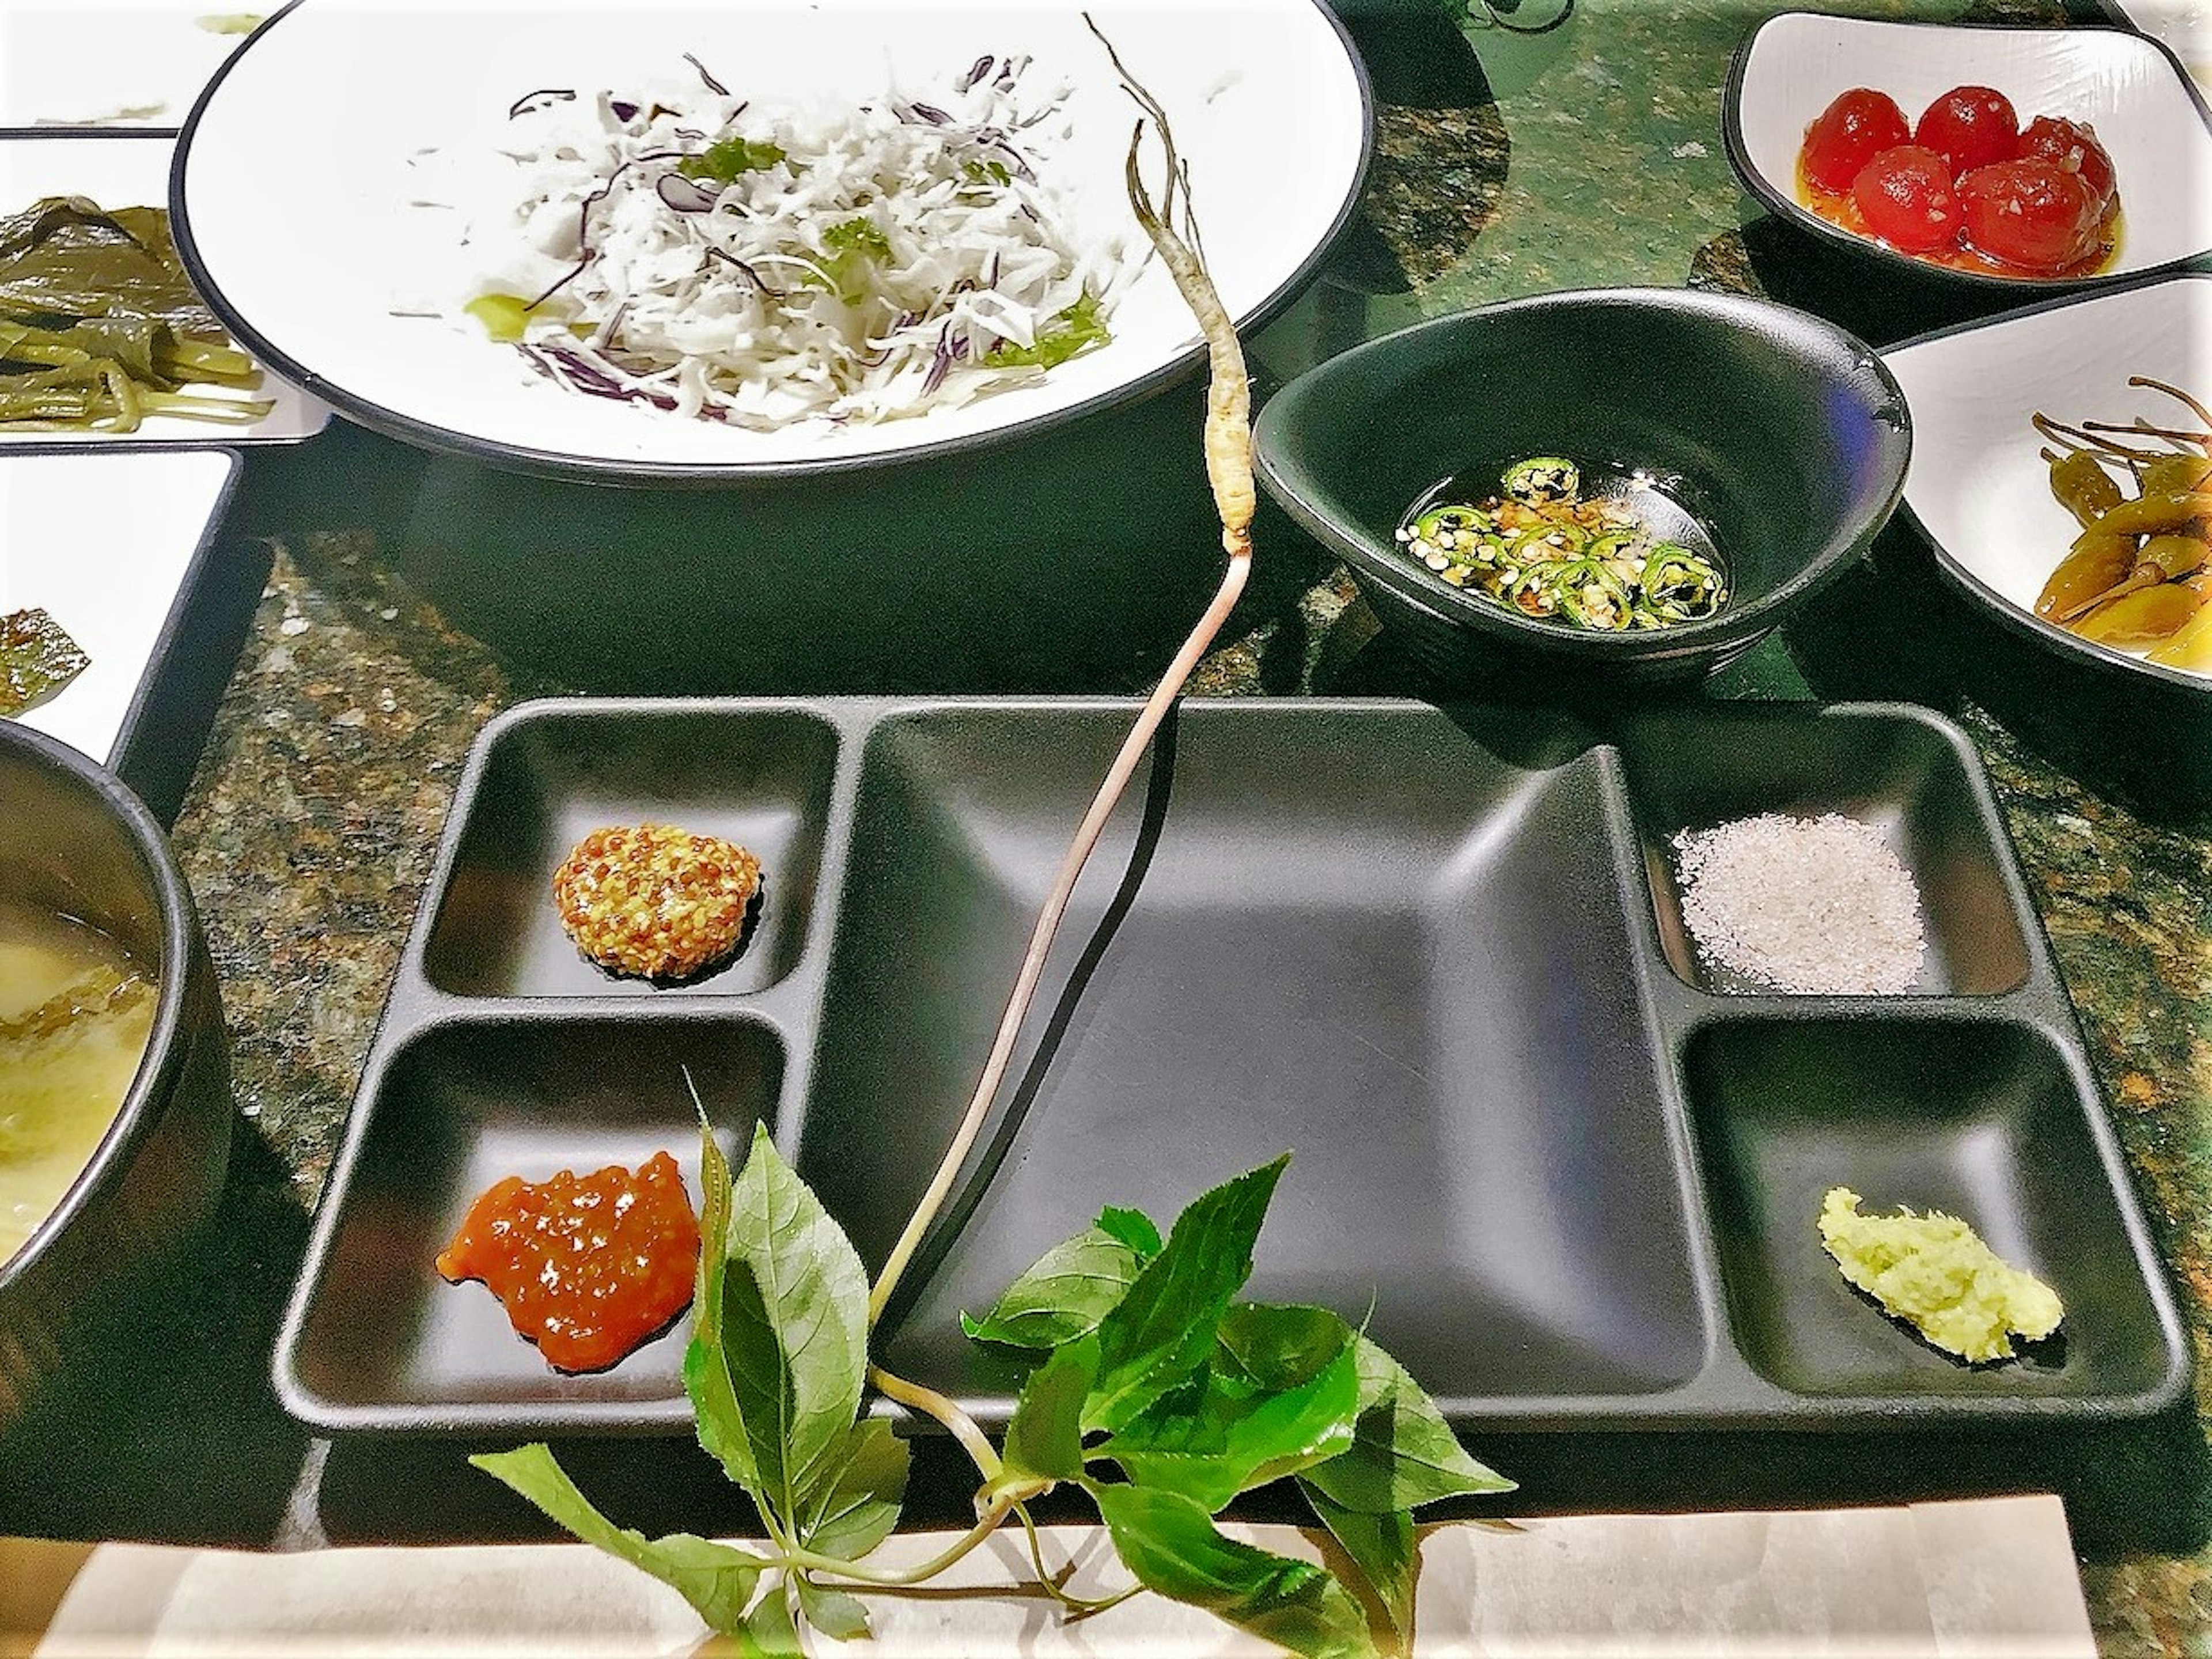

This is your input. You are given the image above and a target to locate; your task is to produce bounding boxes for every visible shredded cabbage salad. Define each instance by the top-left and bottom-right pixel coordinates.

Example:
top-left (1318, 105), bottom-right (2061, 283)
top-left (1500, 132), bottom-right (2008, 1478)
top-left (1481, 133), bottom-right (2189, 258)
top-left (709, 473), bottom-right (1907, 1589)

top-left (454, 54), bottom-right (1129, 429)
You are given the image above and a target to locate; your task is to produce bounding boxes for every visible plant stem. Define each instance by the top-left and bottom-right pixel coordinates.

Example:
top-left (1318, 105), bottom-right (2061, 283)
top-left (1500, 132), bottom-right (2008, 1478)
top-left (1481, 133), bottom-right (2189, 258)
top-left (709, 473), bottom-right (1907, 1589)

top-left (863, 556), bottom-right (1248, 1328)
top-left (1014, 1501), bottom-right (1142, 1615)
top-left (868, 1363), bottom-right (1003, 1482)
top-left (786, 1496), bottom-right (1017, 1586)
top-left (866, 28), bottom-right (1257, 1332)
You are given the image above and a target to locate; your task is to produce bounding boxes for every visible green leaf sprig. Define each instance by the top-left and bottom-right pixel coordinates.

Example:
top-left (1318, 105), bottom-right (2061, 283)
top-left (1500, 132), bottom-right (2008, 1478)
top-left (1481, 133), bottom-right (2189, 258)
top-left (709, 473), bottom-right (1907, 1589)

top-left (484, 1127), bottom-right (1510, 1656)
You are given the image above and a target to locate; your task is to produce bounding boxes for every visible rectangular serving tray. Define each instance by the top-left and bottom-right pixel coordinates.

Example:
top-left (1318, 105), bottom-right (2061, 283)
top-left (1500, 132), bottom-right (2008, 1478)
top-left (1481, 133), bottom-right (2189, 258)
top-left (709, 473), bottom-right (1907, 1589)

top-left (274, 697), bottom-right (2192, 1445)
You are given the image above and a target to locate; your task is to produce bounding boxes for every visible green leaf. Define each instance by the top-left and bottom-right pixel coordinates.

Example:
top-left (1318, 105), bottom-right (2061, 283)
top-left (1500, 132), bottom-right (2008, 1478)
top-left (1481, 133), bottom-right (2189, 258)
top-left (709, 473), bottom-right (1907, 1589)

top-left (961, 1225), bottom-right (1145, 1350)
top-left (684, 1116), bottom-right (759, 1494)
top-left (739, 1578), bottom-right (805, 1656)
top-left (1094, 1484), bottom-right (1378, 1659)
top-left (717, 1122), bottom-right (872, 1529)
top-left (1302, 1483), bottom-right (1418, 1649)
top-left (1300, 1338), bottom-right (1514, 1515)
top-left (800, 1417), bottom-right (908, 1563)
top-left (1084, 1156), bottom-right (1288, 1434)
top-left (1096, 1205), bottom-right (1162, 1260)
top-left (1099, 1304), bottom-right (1359, 1512)
top-left (793, 1577), bottom-right (872, 1642)
top-left (998, 1335), bottom-right (1098, 1487)
top-left (472, 1444), bottom-right (768, 1634)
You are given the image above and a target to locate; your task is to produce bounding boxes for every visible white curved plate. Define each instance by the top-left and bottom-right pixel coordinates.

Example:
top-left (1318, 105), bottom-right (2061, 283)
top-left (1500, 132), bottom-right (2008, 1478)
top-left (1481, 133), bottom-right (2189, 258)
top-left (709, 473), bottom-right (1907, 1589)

top-left (1884, 272), bottom-right (2211, 689)
top-left (173, 0), bottom-right (1369, 480)
top-left (0, 134), bottom-right (330, 448)
top-left (1730, 13), bottom-right (2212, 286)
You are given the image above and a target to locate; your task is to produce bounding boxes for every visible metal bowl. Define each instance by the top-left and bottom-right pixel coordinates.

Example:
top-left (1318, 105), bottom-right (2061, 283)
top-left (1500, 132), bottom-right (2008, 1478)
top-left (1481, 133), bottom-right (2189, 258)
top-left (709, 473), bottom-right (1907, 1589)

top-left (0, 721), bottom-right (231, 1427)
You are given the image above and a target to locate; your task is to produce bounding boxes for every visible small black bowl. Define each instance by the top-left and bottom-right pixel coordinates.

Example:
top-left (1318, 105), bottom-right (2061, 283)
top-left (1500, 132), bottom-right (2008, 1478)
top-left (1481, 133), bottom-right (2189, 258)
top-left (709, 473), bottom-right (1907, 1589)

top-left (0, 721), bottom-right (232, 1428)
top-left (1253, 286), bottom-right (1912, 685)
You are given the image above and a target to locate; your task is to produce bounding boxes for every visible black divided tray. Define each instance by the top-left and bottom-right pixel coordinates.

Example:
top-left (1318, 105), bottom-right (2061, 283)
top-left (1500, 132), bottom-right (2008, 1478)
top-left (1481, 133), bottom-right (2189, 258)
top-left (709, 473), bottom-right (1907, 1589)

top-left (274, 697), bottom-right (2191, 1445)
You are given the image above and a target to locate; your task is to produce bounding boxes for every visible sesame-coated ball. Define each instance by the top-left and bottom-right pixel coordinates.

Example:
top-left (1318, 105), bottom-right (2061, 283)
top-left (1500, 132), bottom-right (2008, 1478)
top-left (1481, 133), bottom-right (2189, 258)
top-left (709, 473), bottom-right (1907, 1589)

top-left (552, 823), bottom-right (763, 981)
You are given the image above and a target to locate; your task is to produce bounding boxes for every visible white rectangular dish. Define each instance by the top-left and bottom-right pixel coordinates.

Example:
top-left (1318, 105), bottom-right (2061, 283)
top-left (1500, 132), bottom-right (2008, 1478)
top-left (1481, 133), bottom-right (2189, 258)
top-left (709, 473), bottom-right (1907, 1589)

top-left (1, 447), bottom-right (269, 822)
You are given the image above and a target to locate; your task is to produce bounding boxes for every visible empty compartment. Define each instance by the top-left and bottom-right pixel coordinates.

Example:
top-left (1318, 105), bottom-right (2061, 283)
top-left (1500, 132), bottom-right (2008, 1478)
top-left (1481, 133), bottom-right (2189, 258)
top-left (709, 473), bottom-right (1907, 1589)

top-left (283, 1017), bottom-right (782, 1424)
top-left (1685, 1018), bottom-right (2181, 1407)
top-left (800, 704), bottom-right (1708, 1417)
top-left (422, 706), bottom-right (837, 997)
top-left (1618, 706), bottom-right (2032, 997)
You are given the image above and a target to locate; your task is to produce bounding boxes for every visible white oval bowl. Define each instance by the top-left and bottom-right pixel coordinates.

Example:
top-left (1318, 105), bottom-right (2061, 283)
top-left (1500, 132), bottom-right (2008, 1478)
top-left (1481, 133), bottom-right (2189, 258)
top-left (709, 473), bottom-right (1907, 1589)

top-left (171, 0), bottom-right (1370, 481)
top-left (1728, 12), bottom-right (2212, 287)
top-left (1884, 271), bottom-right (2212, 692)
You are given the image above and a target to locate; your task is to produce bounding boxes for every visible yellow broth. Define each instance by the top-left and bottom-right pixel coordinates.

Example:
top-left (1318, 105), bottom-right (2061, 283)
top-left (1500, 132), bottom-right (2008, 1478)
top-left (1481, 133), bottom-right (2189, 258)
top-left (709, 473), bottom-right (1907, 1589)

top-left (0, 897), bottom-right (156, 1264)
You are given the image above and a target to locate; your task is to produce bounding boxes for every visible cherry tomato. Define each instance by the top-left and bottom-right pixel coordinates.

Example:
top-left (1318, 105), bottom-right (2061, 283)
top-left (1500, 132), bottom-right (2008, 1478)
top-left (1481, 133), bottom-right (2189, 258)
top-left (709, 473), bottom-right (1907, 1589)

top-left (1913, 85), bottom-right (2019, 177)
top-left (2017, 115), bottom-right (2116, 209)
top-left (1851, 145), bottom-right (1962, 253)
top-left (1801, 87), bottom-right (1912, 192)
top-left (1958, 157), bottom-right (2101, 272)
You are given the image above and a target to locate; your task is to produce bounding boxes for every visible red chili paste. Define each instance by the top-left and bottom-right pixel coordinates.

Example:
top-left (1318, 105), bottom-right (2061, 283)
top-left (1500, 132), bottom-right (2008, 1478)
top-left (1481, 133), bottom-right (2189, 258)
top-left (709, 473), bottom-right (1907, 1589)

top-left (436, 1151), bottom-right (701, 1373)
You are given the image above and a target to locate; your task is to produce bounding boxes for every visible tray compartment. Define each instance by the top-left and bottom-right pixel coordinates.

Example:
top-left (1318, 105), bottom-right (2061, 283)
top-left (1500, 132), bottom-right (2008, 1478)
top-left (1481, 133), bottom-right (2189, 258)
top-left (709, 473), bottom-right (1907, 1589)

top-left (281, 1015), bottom-right (781, 1426)
top-left (1683, 1017), bottom-right (2183, 1407)
top-left (420, 706), bottom-right (837, 997)
top-left (1616, 707), bottom-right (2033, 997)
top-left (799, 704), bottom-right (1709, 1416)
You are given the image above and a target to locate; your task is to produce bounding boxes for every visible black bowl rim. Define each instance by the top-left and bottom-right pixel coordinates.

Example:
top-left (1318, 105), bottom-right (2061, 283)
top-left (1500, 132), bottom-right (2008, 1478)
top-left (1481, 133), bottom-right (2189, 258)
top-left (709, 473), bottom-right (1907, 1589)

top-left (1252, 284), bottom-right (1913, 661)
top-left (1884, 266), bottom-right (2212, 704)
top-left (166, 0), bottom-right (1377, 490)
top-left (0, 721), bottom-right (204, 1296)
top-left (1721, 11), bottom-right (2212, 297)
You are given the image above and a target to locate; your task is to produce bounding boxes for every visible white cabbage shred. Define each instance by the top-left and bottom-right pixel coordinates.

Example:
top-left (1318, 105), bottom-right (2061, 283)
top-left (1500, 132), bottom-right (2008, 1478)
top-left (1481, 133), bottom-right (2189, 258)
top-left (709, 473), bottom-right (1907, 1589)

top-left (452, 55), bottom-right (1130, 429)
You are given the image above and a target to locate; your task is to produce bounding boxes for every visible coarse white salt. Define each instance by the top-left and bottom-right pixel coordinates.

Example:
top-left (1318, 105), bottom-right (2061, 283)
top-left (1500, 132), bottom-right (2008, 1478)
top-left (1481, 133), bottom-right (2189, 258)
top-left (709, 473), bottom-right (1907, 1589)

top-left (1672, 812), bottom-right (1927, 995)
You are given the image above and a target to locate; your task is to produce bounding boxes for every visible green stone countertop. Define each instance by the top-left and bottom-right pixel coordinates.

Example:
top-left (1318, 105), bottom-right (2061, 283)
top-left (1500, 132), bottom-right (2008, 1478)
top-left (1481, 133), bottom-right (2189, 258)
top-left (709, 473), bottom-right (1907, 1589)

top-left (3, 0), bottom-right (2207, 1651)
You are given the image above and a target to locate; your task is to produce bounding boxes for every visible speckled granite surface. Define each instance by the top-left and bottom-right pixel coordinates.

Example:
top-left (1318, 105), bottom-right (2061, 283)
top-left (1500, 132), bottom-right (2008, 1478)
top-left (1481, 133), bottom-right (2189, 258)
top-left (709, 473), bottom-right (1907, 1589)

top-left (5, 0), bottom-right (2207, 1650)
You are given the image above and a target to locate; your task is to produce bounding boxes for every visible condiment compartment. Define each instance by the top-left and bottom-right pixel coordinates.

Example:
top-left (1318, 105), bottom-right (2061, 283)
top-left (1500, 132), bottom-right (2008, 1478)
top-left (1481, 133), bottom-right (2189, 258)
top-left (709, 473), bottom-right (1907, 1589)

top-left (276, 1014), bottom-right (783, 1434)
top-left (274, 696), bottom-right (2191, 1456)
top-left (1680, 1017), bottom-right (2186, 1413)
top-left (804, 704), bottom-right (1713, 1420)
top-left (1613, 703), bottom-right (2037, 997)
top-left (418, 704), bottom-right (839, 998)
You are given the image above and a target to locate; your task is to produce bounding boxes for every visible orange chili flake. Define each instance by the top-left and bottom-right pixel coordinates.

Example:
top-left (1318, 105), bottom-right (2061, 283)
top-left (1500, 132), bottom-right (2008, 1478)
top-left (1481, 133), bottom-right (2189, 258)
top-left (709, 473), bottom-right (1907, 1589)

top-left (435, 1152), bottom-right (702, 1373)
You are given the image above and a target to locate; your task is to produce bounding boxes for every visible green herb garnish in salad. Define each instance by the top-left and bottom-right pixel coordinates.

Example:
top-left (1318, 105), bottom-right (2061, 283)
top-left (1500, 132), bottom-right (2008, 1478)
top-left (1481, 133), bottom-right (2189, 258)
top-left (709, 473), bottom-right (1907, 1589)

top-left (984, 288), bottom-right (1111, 370)
top-left (819, 216), bottom-right (893, 304)
top-left (675, 135), bottom-right (789, 185)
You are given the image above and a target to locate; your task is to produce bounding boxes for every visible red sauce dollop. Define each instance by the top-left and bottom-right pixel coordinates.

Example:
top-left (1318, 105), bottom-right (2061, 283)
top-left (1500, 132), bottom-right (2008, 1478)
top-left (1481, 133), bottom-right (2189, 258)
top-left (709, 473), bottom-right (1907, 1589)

top-left (436, 1152), bottom-right (702, 1373)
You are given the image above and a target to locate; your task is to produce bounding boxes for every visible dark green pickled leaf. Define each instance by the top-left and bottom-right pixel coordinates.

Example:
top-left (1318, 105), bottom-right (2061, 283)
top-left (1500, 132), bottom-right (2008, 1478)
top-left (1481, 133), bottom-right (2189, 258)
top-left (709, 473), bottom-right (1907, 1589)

top-left (1094, 1483), bottom-right (1378, 1659)
top-left (1, 608), bottom-right (89, 717)
top-left (0, 198), bottom-right (215, 333)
